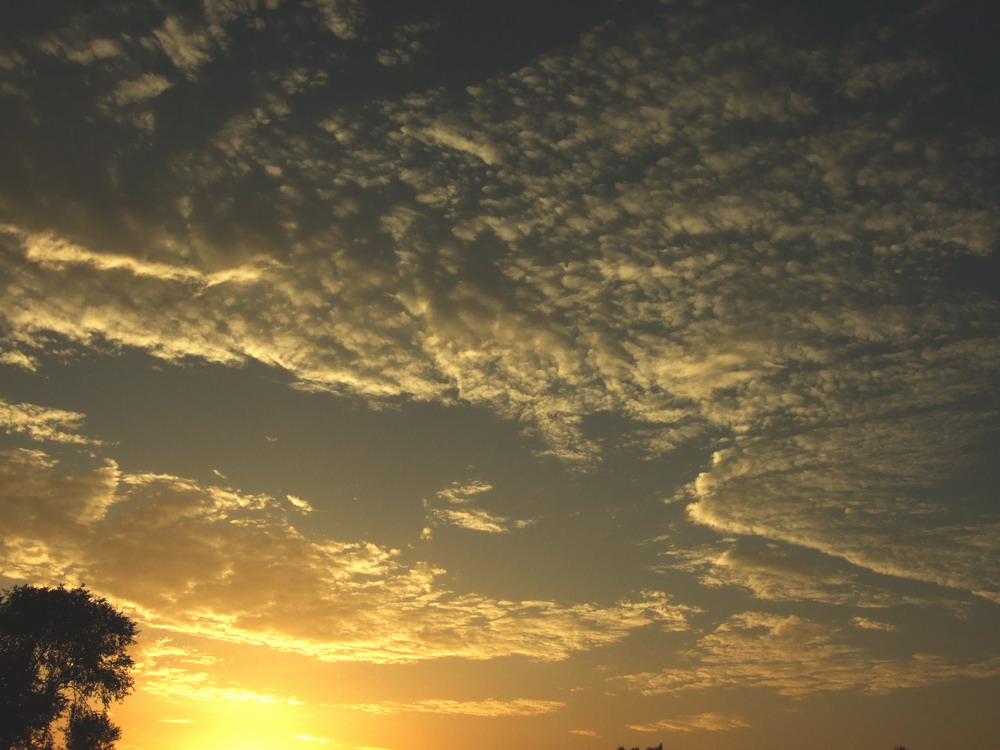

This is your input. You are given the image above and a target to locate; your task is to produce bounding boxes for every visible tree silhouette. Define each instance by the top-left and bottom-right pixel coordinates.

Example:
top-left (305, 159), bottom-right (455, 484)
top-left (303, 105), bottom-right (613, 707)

top-left (0, 585), bottom-right (138, 750)
top-left (616, 744), bottom-right (663, 750)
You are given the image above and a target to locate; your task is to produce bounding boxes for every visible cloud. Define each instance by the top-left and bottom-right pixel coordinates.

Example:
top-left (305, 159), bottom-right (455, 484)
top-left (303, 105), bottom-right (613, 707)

top-left (0, 398), bottom-right (100, 445)
top-left (36, 35), bottom-right (123, 66)
top-left (684, 410), bottom-right (1000, 600)
top-left (343, 698), bottom-right (565, 717)
top-left (0, 446), bottom-right (695, 665)
top-left (659, 537), bottom-right (949, 608)
top-left (151, 15), bottom-right (216, 75)
top-left (853, 617), bottom-right (898, 632)
top-left (0, 448), bottom-right (120, 582)
top-left (404, 118), bottom-right (504, 165)
top-left (427, 508), bottom-right (526, 534)
top-left (286, 494), bottom-right (315, 513)
top-left (423, 479), bottom-right (533, 536)
top-left (435, 480), bottom-right (494, 505)
top-left (3, 0), bottom-right (995, 480)
top-left (376, 22), bottom-right (440, 67)
top-left (624, 612), bottom-right (1000, 697)
top-left (104, 73), bottom-right (174, 107)
top-left (0, 350), bottom-right (38, 371)
top-left (10, 226), bottom-right (271, 286)
top-left (630, 713), bottom-right (750, 732)
top-left (137, 640), bottom-right (304, 706)
top-left (136, 640), bottom-right (564, 719)
top-left (313, 0), bottom-right (366, 39)
top-left (0, 0), bottom-right (997, 683)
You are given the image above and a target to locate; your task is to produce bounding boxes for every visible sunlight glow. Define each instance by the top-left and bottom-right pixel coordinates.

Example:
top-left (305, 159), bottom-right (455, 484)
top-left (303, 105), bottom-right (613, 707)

top-left (174, 703), bottom-right (328, 750)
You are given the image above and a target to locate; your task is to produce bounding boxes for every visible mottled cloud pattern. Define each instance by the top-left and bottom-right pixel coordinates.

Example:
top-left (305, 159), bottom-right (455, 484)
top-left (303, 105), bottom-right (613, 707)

top-left (0, 0), bottom-right (998, 715)
top-left (625, 612), bottom-right (1000, 696)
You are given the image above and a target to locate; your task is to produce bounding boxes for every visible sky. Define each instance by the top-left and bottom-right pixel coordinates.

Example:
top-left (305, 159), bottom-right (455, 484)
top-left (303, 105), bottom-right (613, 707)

top-left (0, 0), bottom-right (998, 748)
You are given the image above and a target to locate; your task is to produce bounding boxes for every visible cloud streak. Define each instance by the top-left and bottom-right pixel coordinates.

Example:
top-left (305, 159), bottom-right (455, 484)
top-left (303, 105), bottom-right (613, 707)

top-left (343, 698), bottom-right (565, 717)
top-left (630, 713), bottom-right (750, 733)
top-left (422, 480), bottom-right (533, 536)
top-left (0, 398), bottom-right (100, 445)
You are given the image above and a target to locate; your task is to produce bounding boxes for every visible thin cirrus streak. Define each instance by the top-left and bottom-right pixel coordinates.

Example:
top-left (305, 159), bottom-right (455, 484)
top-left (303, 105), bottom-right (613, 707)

top-left (629, 713), bottom-right (752, 733)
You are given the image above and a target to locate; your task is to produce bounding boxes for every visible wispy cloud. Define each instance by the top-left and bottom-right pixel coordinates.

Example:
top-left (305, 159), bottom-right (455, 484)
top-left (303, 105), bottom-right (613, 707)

top-left (0, 398), bottom-right (100, 445)
top-left (135, 639), bottom-right (303, 706)
top-left (659, 538), bottom-right (951, 608)
top-left (1, 445), bottom-right (694, 665)
top-left (136, 641), bottom-right (565, 719)
top-left (427, 507), bottom-right (529, 534)
top-left (630, 713), bottom-right (750, 732)
top-left (853, 617), bottom-right (898, 632)
top-left (0, 350), bottom-right (38, 371)
top-left (343, 698), bottom-right (565, 717)
top-left (422, 479), bottom-right (533, 536)
top-left (435, 480), bottom-right (494, 505)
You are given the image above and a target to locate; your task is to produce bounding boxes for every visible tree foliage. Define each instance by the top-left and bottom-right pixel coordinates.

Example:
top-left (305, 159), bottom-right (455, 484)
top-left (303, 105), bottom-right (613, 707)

top-left (0, 585), bottom-right (138, 750)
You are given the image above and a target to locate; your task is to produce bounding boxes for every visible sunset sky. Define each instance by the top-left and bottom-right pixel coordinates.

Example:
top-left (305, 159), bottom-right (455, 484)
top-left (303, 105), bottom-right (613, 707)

top-left (1, 0), bottom-right (998, 748)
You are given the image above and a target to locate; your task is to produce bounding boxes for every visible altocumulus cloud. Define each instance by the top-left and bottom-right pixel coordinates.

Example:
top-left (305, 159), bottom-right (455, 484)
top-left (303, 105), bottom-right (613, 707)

top-left (624, 612), bottom-right (1000, 697)
top-left (660, 537), bottom-right (942, 609)
top-left (2, 0), bottom-right (995, 466)
top-left (0, 438), bottom-right (695, 665)
top-left (0, 0), bottom-right (998, 706)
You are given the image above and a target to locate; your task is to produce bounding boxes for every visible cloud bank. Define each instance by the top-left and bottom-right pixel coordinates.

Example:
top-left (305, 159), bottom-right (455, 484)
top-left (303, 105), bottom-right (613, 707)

top-left (0, 443), bottom-right (693, 665)
top-left (625, 612), bottom-right (1000, 697)
top-left (1, 0), bottom-right (997, 719)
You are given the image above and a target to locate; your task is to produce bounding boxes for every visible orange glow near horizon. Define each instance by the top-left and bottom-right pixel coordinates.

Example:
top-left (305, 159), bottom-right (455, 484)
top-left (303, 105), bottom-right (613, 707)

top-left (116, 695), bottom-right (345, 750)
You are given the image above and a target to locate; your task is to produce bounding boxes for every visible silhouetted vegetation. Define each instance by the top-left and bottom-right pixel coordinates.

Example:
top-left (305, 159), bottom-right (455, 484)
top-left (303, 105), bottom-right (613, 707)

top-left (616, 744), bottom-right (662, 750)
top-left (0, 585), bottom-right (137, 750)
